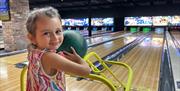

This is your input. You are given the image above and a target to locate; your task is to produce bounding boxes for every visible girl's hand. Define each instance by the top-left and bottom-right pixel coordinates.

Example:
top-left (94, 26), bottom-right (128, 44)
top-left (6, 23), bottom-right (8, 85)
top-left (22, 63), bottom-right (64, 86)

top-left (63, 47), bottom-right (83, 64)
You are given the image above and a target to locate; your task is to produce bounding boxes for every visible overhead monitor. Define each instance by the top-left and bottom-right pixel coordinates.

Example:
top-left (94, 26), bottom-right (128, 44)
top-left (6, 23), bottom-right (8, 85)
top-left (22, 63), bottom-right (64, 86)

top-left (62, 18), bottom-right (89, 26)
top-left (152, 16), bottom-right (170, 26)
top-left (124, 17), bottom-right (152, 26)
top-left (91, 17), bottom-right (114, 26)
top-left (91, 18), bottom-right (103, 26)
top-left (169, 16), bottom-right (180, 26)
top-left (102, 18), bottom-right (114, 26)
top-left (74, 18), bottom-right (89, 26)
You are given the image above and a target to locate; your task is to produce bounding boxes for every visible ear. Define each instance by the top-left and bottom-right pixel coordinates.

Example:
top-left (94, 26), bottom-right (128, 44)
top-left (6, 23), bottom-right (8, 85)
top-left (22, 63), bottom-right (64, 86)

top-left (27, 33), bottom-right (36, 45)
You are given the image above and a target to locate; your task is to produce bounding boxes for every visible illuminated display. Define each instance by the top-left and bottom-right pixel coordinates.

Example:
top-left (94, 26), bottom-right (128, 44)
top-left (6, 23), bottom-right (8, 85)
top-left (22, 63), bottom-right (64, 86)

top-left (169, 16), bottom-right (180, 26)
top-left (91, 18), bottom-right (113, 26)
top-left (152, 16), bottom-right (170, 26)
top-left (0, 0), bottom-right (10, 21)
top-left (62, 18), bottom-right (113, 26)
top-left (124, 17), bottom-right (152, 26)
top-left (62, 18), bottom-right (89, 26)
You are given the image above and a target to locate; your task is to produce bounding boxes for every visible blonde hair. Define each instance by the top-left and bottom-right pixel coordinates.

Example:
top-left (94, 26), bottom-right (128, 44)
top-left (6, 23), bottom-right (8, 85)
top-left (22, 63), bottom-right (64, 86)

top-left (26, 7), bottom-right (61, 36)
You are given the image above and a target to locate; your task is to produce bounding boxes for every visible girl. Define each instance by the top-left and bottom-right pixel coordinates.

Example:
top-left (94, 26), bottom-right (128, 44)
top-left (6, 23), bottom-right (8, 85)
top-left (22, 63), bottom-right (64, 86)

top-left (26, 7), bottom-right (91, 91)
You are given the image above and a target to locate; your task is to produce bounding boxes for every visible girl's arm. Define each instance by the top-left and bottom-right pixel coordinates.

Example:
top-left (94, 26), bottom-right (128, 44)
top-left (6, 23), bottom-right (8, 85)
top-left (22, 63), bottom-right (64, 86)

top-left (41, 48), bottom-right (91, 76)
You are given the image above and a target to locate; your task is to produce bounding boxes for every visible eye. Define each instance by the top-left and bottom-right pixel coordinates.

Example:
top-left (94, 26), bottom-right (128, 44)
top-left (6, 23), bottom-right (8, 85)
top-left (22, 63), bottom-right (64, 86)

top-left (43, 32), bottom-right (50, 36)
top-left (55, 29), bottom-right (62, 35)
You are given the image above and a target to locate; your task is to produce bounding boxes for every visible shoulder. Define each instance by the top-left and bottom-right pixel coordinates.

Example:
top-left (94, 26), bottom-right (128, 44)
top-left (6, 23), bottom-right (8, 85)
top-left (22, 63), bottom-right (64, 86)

top-left (42, 52), bottom-right (61, 59)
top-left (41, 51), bottom-right (66, 71)
top-left (41, 51), bottom-right (65, 65)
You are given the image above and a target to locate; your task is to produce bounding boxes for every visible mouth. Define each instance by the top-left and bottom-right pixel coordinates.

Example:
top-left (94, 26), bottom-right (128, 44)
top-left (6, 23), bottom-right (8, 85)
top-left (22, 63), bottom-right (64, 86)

top-left (50, 42), bottom-right (59, 47)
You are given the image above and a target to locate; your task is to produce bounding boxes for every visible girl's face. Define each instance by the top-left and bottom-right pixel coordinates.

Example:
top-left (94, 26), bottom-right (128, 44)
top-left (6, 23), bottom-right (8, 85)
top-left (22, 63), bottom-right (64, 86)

top-left (32, 16), bottom-right (63, 50)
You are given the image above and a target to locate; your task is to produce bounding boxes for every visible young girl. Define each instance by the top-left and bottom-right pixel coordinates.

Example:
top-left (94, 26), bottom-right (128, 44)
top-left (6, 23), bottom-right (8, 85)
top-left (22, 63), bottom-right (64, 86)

top-left (26, 7), bottom-right (91, 91)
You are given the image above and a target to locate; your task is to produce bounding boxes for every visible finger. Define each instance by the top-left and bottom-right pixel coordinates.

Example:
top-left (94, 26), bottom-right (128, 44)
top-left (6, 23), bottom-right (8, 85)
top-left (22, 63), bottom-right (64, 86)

top-left (62, 53), bottom-right (74, 61)
top-left (63, 54), bottom-right (71, 59)
top-left (63, 51), bottom-right (72, 56)
top-left (62, 51), bottom-right (71, 57)
top-left (70, 47), bottom-right (77, 54)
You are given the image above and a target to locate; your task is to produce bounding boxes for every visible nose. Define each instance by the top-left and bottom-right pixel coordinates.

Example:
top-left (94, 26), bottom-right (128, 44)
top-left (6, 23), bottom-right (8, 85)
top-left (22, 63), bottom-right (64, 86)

top-left (50, 33), bottom-right (58, 41)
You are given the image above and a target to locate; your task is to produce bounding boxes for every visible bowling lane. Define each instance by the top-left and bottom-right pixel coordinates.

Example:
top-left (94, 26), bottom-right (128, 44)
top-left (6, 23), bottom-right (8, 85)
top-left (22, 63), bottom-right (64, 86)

top-left (66, 75), bottom-right (111, 91)
top-left (86, 31), bottom-right (129, 45)
top-left (167, 30), bottom-right (180, 91)
top-left (86, 32), bottom-right (142, 63)
top-left (107, 32), bottom-right (164, 91)
top-left (85, 31), bottom-right (126, 39)
top-left (0, 53), bottom-right (27, 64)
top-left (0, 62), bottom-right (22, 91)
top-left (170, 30), bottom-right (180, 48)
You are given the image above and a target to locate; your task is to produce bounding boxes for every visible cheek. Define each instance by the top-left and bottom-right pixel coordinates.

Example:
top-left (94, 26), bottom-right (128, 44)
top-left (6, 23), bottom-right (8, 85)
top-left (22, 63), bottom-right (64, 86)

top-left (37, 36), bottom-right (49, 43)
top-left (57, 35), bottom-right (63, 43)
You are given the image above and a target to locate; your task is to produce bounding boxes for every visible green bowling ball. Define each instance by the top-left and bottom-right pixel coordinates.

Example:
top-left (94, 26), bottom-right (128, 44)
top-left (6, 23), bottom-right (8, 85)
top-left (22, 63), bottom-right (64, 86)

top-left (57, 31), bottom-right (88, 57)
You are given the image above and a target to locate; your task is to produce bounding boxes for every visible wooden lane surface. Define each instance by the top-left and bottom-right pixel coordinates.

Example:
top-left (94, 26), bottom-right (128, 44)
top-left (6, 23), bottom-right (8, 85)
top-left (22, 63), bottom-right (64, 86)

top-left (66, 75), bottom-right (112, 91)
top-left (87, 33), bottom-right (141, 63)
top-left (105, 33), bottom-right (164, 91)
top-left (86, 31), bottom-right (127, 45)
top-left (0, 53), bottom-right (27, 64)
top-left (0, 62), bottom-right (22, 91)
top-left (170, 31), bottom-right (180, 48)
top-left (167, 30), bottom-right (180, 91)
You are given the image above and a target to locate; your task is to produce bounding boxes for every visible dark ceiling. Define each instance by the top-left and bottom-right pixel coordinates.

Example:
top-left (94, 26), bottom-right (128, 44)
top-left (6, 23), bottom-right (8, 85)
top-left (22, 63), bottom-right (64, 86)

top-left (28, 0), bottom-right (180, 18)
top-left (29, 0), bottom-right (180, 11)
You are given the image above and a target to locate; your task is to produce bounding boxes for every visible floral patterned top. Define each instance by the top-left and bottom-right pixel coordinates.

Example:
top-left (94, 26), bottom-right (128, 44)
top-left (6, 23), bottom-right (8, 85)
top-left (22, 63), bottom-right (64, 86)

top-left (26, 48), bottom-right (65, 91)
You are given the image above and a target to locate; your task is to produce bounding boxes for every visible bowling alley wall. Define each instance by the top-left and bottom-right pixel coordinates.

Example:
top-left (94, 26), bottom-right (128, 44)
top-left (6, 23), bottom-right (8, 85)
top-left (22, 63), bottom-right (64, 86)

top-left (1, 0), bottom-right (29, 51)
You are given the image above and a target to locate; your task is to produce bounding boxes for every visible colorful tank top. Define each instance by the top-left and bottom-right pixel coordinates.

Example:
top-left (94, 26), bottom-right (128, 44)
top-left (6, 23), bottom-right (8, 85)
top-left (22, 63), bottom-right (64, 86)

top-left (26, 49), bottom-right (66, 91)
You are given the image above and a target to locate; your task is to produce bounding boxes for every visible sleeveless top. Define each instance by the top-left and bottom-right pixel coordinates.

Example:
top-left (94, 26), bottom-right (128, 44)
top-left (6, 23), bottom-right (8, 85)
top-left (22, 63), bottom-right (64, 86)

top-left (26, 49), bottom-right (66, 91)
